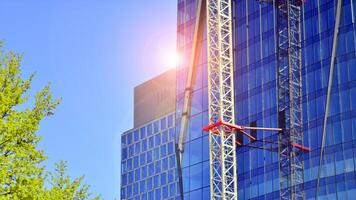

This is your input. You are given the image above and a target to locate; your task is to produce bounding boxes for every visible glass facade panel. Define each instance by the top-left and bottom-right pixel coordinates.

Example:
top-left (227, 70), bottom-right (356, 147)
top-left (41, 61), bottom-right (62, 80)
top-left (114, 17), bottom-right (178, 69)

top-left (121, 114), bottom-right (178, 200)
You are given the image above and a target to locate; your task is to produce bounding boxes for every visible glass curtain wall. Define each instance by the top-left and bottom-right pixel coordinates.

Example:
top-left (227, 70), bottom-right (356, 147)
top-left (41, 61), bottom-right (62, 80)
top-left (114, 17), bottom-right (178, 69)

top-left (234, 0), bottom-right (356, 199)
top-left (176, 0), bottom-right (356, 199)
top-left (121, 114), bottom-right (178, 200)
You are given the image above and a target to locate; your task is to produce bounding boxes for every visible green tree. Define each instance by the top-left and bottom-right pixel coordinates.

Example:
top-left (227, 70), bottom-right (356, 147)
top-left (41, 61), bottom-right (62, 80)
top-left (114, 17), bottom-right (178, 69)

top-left (0, 45), bottom-right (99, 200)
top-left (41, 161), bottom-right (100, 200)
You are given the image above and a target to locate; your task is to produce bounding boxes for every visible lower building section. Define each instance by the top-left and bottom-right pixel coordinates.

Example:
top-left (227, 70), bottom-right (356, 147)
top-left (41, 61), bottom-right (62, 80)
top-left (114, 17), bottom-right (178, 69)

top-left (121, 113), bottom-right (179, 200)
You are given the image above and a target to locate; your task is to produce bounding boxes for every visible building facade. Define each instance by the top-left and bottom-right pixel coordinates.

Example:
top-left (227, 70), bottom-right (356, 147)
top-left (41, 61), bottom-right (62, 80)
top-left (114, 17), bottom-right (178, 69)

top-left (121, 69), bottom-right (179, 200)
top-left (176, 0), bottom-right (356, 200)
top-left (121, 0), bottom-right (356, 199)
top-left (121, 113), bottom-right (177, 199)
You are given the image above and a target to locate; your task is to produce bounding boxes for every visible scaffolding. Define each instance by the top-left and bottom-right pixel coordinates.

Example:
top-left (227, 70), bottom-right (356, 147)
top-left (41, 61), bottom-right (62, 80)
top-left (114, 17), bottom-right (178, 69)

top-left (275, 1), bottom-right (304, 199)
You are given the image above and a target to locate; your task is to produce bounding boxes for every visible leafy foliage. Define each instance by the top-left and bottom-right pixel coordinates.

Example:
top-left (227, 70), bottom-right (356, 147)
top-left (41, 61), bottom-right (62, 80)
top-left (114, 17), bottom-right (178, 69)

top-left (41, 161), bottom-right (100, 200)
top-left (0, 44), bottom-right (99, 199)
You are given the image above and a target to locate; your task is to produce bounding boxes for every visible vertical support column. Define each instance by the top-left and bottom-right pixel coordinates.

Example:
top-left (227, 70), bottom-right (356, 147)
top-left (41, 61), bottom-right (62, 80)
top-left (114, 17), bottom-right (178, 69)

top-left (277, 1), bottom-right (305, 200)
top-left (207, 0), bottom-right (223, 198)
top-left (219, 0), bottom-right (237, 198)
top-left (207, 0), bottom-right (237, 199)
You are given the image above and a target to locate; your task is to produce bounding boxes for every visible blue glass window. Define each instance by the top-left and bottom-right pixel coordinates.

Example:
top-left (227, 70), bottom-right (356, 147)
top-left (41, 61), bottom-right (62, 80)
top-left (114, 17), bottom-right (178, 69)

top-left (191, 89), bottom-right (203, 115)
top-left (134, 130), bottom-right (139, 142)
top-left (122, 173), bottom-right (127, 186)
top-left (154, 148), bottom-right (160, 160)
top-left (169, 155), bottom-right (176, 169)
top-left (140, 180), bottom-right (146, 193)
top-left (149, 137), bottom-right (154, 149)
top-left (122, 148), bottom-right (127, 160)
top-left (147, 124), bottom-right (153, 136)
top-left (202, 161), bottom-right (210, 187)
top-left (190, 163), bottom-right (202, 191)
top-left (133, 155), bottom-right (138, 166)
top-left (142, 139), bottom-right (147, 151)
top-left (142, 165), bottom-right (147, 178)
top-left (135, 169), bottom-right (140, 181)
top-left (141, 193), bottom-right (147, 200)
top-left (128, 171), bottom-right (134, 182)
top-left (169, 128), bottom-right (175, 140)
top-left (140, 127), bottom-right (146, 139)
top-left (168, 142), bottom-right (174, 154)
top-left (155, 160), bottom-right (161, 174)
top-left (203, 187), bottom-right (210, 200)
top-left (127, 158), bottom-right (132, 171)
top-left (140, 153), bottom-right (146, 166)
top-left (149, 163), bottom-right (154, 175)
top-left (127, 132), bottom-right (133, 145)
top-left (161, 118), bottom-right (166, 130)
top-left (351, 87), bottom-right (356, 110)
top-left (162, 157), bottom-right (168, 171)
top-left (155, 134), bottom-right (161, 146)
top-left (169, 183), bottom-right (176, 197)
top-left (135, 143), bottom-right (140, 155)
top-left (127, 184), bottom-right (132, 197)
top-left (182, 167), bottom-right (190, 193)
top-left (155, 188), bottom-right (161, 199)
top-left (161, 172), bottom-right (167, 185)
top-left (190, 139), bottom-right (202, 165)
top-left (202, 136), bottom-right (209, 162)
top-left (122, 135), bottom-right (126, 147)
top-left (148, 191), bottom-right (154, 199)
top-left (190, 189), bottom-right (202, 199)
top-left (154, 121), bottom-right (160, 133)
top-left (147, 150), bottom-right (152, 163)
top-left (163, 186), bottom-right (169, 198)
top-left (154, 175), bottom-right (160, 188)
top-left (190, 114), bottom-right (202, 140)
top-left (168, 114), bottom-right (173, 127)
top-left (160, 145), bottom-right (167, 157)
top-left (162, 130), bottom-right (168, 143)
top-left (168, 169), bottom-right (175, 182)
top-left (147, 178), bottom-right (153, 190)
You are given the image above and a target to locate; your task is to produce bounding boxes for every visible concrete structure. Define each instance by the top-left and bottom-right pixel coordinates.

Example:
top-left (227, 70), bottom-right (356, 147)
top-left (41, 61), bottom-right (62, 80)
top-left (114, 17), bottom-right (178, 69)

top-left (134, 69), bottom-right (176, 127)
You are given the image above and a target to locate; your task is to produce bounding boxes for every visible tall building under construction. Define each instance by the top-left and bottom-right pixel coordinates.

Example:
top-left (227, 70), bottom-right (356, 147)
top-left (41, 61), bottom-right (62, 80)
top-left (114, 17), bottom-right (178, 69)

top-left (121, 0), bottom-right (356, 199)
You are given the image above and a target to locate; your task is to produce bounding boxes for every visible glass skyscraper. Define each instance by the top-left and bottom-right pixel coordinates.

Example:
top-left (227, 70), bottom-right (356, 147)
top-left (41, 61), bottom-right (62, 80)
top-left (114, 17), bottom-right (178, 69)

top-left (175, 0), bottom-right (356, 200)
top-left (121, 0), bottom-right (356, 199)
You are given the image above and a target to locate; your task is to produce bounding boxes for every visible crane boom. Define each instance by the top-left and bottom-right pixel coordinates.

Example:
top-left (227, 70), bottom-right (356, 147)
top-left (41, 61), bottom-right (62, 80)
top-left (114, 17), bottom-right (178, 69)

top-left (206, 0), bottom-right (237, 199)
top-left (177, 0), bottom-right (205, 163)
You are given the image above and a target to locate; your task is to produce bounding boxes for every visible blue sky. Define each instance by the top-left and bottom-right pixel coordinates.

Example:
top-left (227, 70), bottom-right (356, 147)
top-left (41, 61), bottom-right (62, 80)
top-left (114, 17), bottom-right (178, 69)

top-left (0, 0), bottom-right (177, 199)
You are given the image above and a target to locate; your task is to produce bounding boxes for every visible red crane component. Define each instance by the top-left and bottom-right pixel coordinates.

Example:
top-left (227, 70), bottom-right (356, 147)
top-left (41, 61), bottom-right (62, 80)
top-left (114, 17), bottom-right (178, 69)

top-left (291, 143), bottom-right (311, 152)
top-left (260, 0), bottom-right (305, 6)
top-left (202, 120), bottom-right (310, 153)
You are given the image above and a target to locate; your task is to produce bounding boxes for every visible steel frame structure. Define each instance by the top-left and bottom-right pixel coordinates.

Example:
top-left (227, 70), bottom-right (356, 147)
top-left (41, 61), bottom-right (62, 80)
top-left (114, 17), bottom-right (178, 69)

top-left (206, 0), bottom-right (237, 199)
top-left (275, 1), bottom-right (304, 199)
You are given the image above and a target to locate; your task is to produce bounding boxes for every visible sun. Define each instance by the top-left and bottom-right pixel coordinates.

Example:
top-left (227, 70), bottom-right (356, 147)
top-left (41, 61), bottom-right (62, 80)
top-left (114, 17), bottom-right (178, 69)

top-left (160, 50), bottom-right (180, 69)
top-left (168, 52), bottom-right (180, 68)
